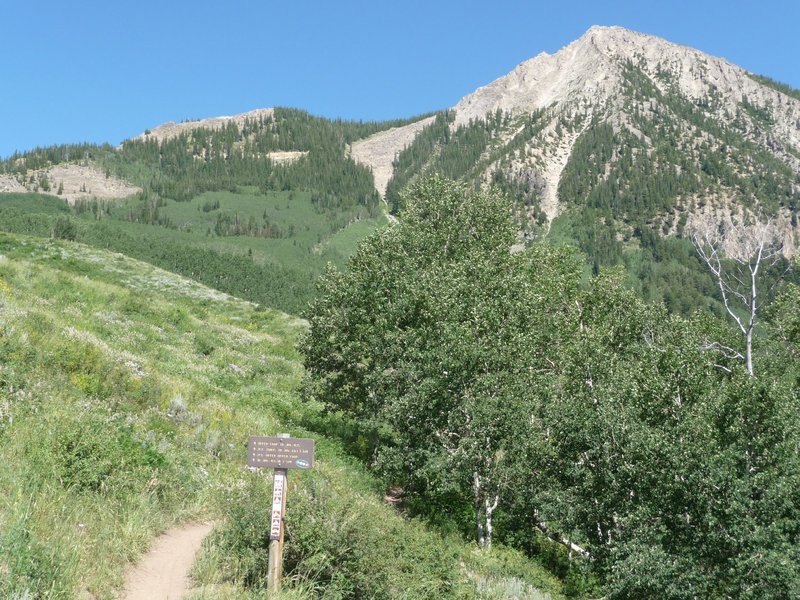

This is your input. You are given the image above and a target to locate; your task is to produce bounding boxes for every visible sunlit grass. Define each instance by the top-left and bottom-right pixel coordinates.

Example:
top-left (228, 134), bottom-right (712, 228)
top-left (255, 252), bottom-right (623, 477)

top-left (0, 233), bottom-right (297, 598)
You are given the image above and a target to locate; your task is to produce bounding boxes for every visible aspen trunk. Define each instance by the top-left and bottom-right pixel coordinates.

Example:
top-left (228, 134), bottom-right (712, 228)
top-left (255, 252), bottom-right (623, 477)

top-left (474, 472), bottom-right (486, 547)
top-left (473, 472), bottom-right (499, 548)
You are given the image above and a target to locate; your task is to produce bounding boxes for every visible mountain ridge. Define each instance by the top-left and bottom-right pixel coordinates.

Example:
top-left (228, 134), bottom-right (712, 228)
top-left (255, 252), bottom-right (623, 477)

top-left (132, 107), bottom-right (277, 144)
top-left (2, 26), bottom-right (798, 312)
top-left (304, 26), bottom-right (797, 262)
top-left (29, 25), bottom-right (800, 244)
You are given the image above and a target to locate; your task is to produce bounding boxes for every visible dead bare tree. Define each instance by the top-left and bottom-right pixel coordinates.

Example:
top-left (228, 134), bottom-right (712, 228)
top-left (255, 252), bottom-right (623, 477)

top-left (690, 215), bottom-right (785, 377)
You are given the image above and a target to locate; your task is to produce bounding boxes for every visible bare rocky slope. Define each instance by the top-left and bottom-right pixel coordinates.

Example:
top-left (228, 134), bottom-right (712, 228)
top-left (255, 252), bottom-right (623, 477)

top-left (350, 116), bottom-right (436, 199)
top-left (0, 164), bottom-right (140, 204)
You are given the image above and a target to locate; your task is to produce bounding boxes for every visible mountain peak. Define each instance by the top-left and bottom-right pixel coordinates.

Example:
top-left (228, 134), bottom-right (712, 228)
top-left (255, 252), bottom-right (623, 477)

top-left (356, 27), bottom-right (800, 243)
top-left (453, 25), bottom-right (800, 129)
top-left (582, 24), bottom-right (639, 37)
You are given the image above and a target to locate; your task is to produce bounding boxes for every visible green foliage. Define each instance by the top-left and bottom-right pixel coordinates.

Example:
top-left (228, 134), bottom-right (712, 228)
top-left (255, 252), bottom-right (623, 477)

top-left (52, 215), bottom-right (77, 241)
top-left (0, 520), bottom-right (72, 599)
top-left (763, 282), bottom-right (800, 390)
top-left (0, 108), bottom-right (439, 314)
top-left (110, 108), bottom-right (428, 209)
top-left (303, 176), bottom-right (585, 550)
top-left (0, 188), bottom-right (388, 315)
top-left (558, 121), bottom-right (618, 208)
top-left (533, 281), bottom-right (800, 596)
top-left (78, 220), bottom-right (318, 315)
top-left (746, 72), bottom-right (800, 102)
top-left (0, 192), bottom-right (70, 214)
top-left (303, 177), bottom-right (800, 598)
top-left (767, 283), bottom-right (800, 354)
top-left (490, 167), bottom-right (547, 235)
top-left (741, 95), bottom-right (775, 126)
top-left (0, 143), bottom-right (111, 172)
top-left (194, 331), bottom-right (217, 356)
top-left (0, 193), bottom-right (71, 238)
top-left (386, 111), bottom-right (454, 211)
top-left (202, 197), bottom-right (221, 212)
top-left (386, 110), bottom-right (514, 214)
top-left (212, 471), bottom-right (473, 599)
top-left (49, 416), bottom-right (167, 495)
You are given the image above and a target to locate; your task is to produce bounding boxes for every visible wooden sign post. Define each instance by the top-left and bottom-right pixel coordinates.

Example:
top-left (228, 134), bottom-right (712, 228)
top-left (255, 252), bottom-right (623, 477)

top-left (248, 433), bottom-right (315, 593)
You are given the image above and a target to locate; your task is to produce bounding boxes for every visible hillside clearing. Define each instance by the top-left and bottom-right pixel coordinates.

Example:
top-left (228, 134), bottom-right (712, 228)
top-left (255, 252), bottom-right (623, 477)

top-left (0, 164), bottom-right (140, 204)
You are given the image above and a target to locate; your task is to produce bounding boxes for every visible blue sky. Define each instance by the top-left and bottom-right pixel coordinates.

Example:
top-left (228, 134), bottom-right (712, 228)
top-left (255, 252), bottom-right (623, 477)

top-left (2, 0), bottom-right (798, 158)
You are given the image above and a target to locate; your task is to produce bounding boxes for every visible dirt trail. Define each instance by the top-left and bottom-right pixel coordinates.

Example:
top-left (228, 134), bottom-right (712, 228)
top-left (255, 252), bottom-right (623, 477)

top-left (122, 522), bottom-right (212, 600)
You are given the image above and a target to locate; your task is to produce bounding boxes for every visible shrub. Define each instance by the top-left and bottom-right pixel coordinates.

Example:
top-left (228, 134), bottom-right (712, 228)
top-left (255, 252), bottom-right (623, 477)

top-left (0, 521), bottom-right (72, 599)
top-left (51, 216), bottom-right (77, 241)
top-left (211, 471), bottom-right (475, 599)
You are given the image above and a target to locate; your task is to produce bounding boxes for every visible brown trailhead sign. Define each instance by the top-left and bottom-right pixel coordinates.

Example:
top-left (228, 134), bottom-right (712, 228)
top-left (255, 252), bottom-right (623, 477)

top-left (248, 436), bottom-right (315, 469)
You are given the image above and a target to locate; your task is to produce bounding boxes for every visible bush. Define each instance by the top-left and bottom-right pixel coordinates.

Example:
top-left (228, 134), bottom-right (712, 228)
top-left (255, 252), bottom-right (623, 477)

top-left (0, 526), bottom-right (69, 599)
top-left (51, 216), bottom-right (77, 241)
top-left (211, 470), bottom-right (474, 599)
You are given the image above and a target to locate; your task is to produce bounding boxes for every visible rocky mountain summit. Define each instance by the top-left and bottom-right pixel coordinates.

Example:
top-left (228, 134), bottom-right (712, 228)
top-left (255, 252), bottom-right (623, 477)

top-left (455, 25), bottom-right (800, 133)
top-left (353, 26), bottom-right (800, 254)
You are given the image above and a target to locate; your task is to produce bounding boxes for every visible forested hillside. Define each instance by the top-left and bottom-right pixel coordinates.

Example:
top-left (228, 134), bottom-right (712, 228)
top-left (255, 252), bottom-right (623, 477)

top-left (0, 109), bottom-right (434, 313)
top-left (380, 101), bottom-right (798, 314)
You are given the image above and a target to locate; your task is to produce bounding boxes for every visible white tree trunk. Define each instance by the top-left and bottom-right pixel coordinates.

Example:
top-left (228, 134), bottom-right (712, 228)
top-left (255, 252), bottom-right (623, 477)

top-left (484, 494), bottom-right (499, 548)
top-left (473, 472), bottom-right (499, 548)
top-left (533, 514), bottom-right (590, 557)
top-left (690, 216), bottom-right (784, 378)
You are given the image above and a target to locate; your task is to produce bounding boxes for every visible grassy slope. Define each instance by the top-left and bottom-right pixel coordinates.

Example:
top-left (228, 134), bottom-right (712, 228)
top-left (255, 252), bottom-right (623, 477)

top-left (0, 190), bottom-right (389, 316)
top-left (106, 187), bottom-right (384, 268)
top-left (0, 233), bottom-right (564, 600)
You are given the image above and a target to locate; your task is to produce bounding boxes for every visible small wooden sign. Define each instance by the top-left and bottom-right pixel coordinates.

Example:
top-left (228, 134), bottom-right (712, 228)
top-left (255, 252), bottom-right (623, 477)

top-left (248, 436), bottom-right (315, 469)
top-left (249, 433), bottom-right (315, 593)
top-left (270, 471), bottom-right (286, 540)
